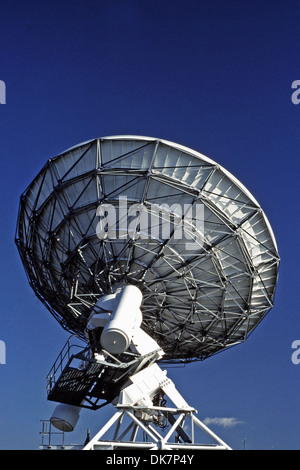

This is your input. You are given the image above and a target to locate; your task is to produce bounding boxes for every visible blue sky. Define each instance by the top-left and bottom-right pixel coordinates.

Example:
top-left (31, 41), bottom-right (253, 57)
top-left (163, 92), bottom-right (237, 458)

top-left (0, 0), bottom-right (299, 449)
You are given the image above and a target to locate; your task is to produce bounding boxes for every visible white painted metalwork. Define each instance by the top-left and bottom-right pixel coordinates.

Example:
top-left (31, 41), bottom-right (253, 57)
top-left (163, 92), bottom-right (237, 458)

top-left (16, 136), bottom-right (279, 450)
top-left (16, 136), bottom-right (279, 362)
top-left (83, 361), bottom-right (231, 450)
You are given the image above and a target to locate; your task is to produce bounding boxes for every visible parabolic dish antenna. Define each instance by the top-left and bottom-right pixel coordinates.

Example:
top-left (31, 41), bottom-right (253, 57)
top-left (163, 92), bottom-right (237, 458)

top-left (15, 136), bottom-right (279, 450)
top-left (15, 135), bottom-right (279, 362)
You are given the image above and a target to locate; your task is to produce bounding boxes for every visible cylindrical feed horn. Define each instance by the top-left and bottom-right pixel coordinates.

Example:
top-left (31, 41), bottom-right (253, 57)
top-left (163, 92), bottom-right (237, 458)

top-left (100, 285), bottom-right (143, 354)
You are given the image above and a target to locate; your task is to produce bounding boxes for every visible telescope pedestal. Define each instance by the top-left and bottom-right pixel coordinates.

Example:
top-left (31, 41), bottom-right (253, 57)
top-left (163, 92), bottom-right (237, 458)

top-left (83, 363), bottom-right (231, 450)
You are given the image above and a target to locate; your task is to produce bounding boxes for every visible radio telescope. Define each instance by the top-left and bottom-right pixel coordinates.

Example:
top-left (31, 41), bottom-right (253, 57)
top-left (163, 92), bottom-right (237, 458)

top-left (15, 136), bottom-right (279, 450)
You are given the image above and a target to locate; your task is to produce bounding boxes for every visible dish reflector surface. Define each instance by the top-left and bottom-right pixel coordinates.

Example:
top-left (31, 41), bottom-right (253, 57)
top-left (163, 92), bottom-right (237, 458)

top-left (16, 136), bottom-right (279, 361)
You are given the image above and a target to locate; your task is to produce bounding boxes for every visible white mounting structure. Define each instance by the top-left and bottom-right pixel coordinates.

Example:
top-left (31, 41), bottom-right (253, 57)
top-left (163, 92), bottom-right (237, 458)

top-left (85, 286), bottom-right (231, 450)
top-left (83, 362), bottom-right (231, 450)
top-left (50, 285), bottom-right (232, 450)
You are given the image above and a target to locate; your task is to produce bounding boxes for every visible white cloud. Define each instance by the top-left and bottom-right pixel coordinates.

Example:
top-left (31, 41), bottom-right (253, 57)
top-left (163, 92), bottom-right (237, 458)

top-left (203, 417), bottom-right (244, 428)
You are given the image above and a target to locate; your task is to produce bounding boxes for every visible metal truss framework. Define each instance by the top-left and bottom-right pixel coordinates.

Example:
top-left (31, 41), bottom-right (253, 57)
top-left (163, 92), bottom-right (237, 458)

top-left (82, 407), bottom-right (231, 450)
top-left (15, 136), bottom-right (280, 362)
top-left (83, 361), bottom-right (232, 451)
